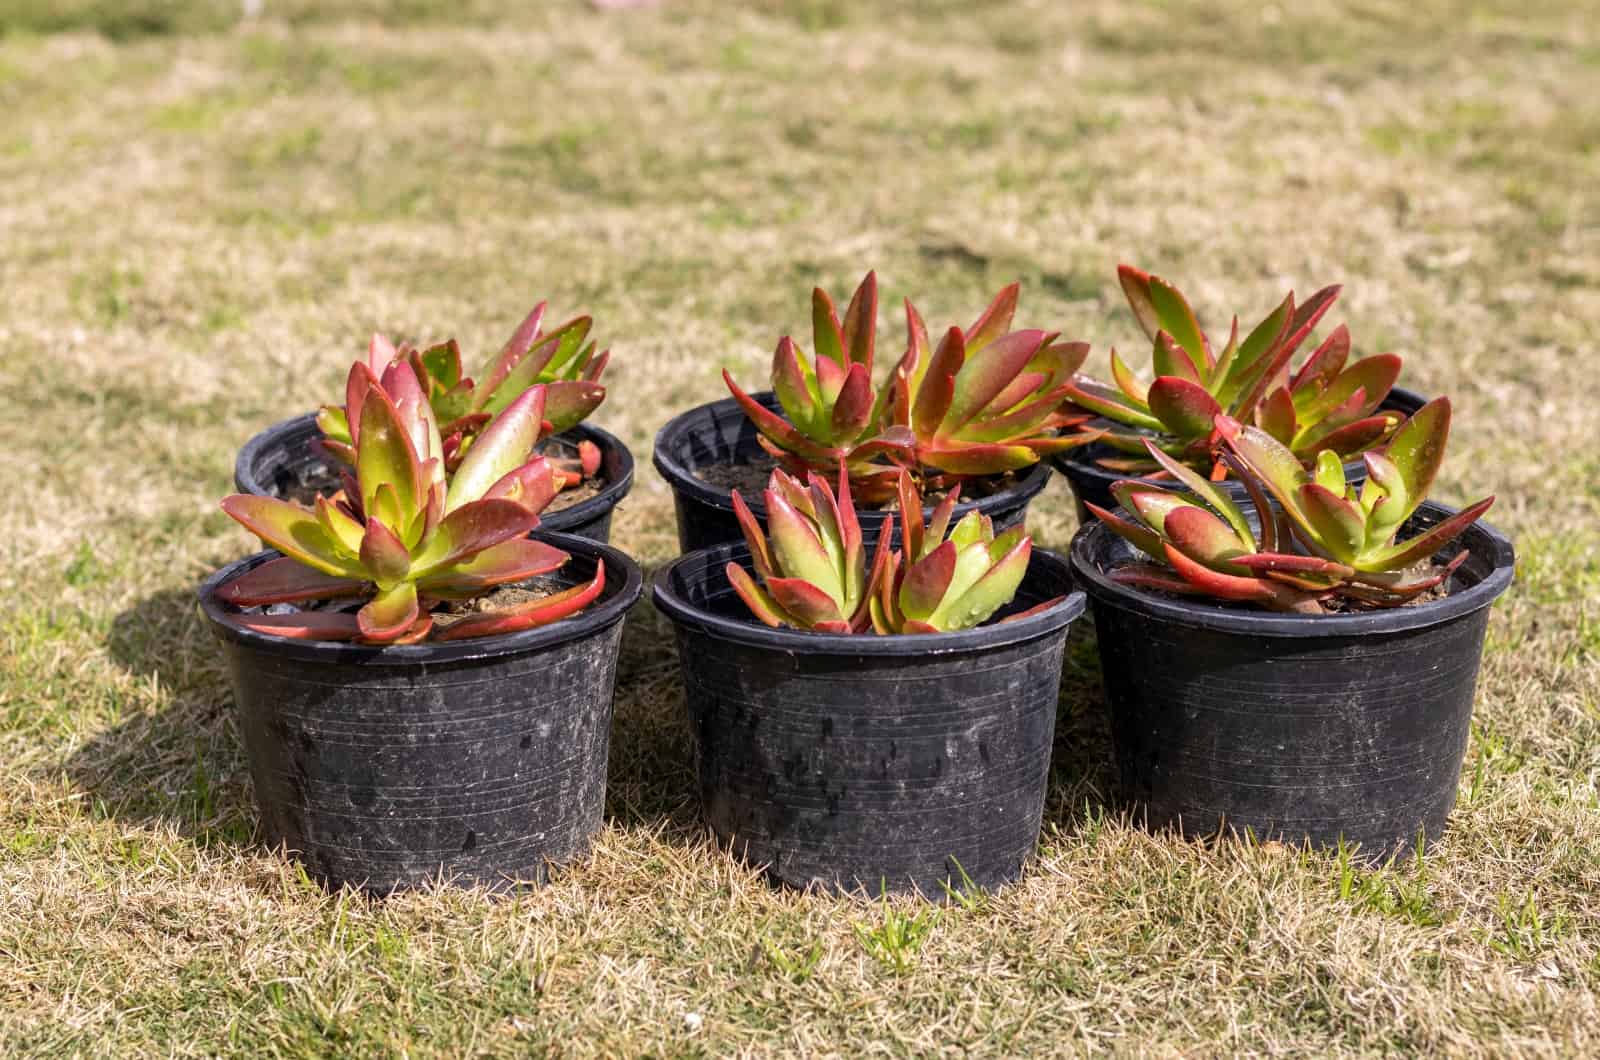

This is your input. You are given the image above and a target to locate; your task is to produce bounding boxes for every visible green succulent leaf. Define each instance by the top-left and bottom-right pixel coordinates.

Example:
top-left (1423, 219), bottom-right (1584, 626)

top-left (220, 495), bottom-right (365, 578)
top-left (1378, 396), bottom-right (1451, 527)
top-left (1147, 276), bottom-right (1210, 376)
top-left (936, 536), bottom-right (1030, 631)
top-left (1147, 376), bottom-right (1222, 438)
top-left (446, 386), bottom-right (545, 512)
top-left (357, 581), bottom-right (420, 642)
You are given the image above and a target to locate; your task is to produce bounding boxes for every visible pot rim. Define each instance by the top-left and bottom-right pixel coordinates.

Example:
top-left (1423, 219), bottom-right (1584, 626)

top-left (1069, 499), bottom-right (1515, 637)
top-left (233, 412), bottom-right (636, 529)
top-left (652, 538), bottom-right (1086, 656)
top-left (198, 531), bottom-right (644, 665)
top-left (650, 390), bottom-right (1053, 519)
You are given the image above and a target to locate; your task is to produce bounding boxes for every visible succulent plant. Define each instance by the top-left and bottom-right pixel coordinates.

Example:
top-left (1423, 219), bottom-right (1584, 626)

top-left (723, 273), bottom-right (907, 495)
top-left (881, 283), bottom-right (1101, 481)
top-left (870, 471), bottom-right (1055, 634)
top-left (724, 274), bottom-right (1100, 499)
top-left (218, 363), bottom-right (602, 644)
top-left (726, 468), bottom-right (890, 633)
top-left (1087, 397), bottom-right (1493, 613)
top-left (1066, 266), bottom-right (1403, 474)
top-left (316, 301), bottom-right (608, 481)
top-left (726, 468), bottom-right (1055, 635)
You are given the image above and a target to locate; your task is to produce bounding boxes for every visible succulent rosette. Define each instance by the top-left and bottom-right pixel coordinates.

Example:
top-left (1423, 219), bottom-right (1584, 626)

top-left (1088, 397), bottom-right (1493, 614)
top-left (724, 274), bottom-right (1101, 501)
top-left (726, 467), bottom-right (1058, 635)
top-left (1066, 266), bottom-right (1404, 474)
top-left (217, 359), bottom-right (602, 644)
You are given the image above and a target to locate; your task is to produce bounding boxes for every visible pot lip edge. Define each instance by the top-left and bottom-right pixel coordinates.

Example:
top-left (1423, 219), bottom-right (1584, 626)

top-left (651, 541), bottom-right (1086, 656)
top-left (649, 390), bottom-right (1052, 517)
top-left (1068, 501), bottom-right (1515, 637)
top-left (197, 531), bottom-right (644, 665)
top-left (234, 411), bottom-right (637, 527)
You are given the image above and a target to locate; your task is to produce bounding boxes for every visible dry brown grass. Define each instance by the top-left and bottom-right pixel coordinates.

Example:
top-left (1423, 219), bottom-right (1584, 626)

top-left (1, 0), bottom-right (1597, 1055)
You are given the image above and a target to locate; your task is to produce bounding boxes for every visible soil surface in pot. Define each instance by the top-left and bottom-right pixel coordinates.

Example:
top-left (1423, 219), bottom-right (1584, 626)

top-left (691, 451), bottom-right (1026, 508)
top-left (234, 573), bottom-right (586, 634)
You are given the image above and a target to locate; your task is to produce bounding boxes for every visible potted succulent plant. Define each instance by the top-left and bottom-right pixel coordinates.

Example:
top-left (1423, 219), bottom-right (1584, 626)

top-left (235, 302), bottom-right (634, 542)
top-left (1070, 396), bottom-right (1513, 859)
top-left (201, 355), bottom-right (643, 893)
top-left (1056, 266), bottom-right (1425, 519)
top-left (653, 467), bottom-right (1086, 896)
top-left (653, 273), bottom-right (1101, 552)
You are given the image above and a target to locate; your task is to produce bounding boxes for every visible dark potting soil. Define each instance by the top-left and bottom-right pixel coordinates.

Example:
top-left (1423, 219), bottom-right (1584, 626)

top-left (692, 452), bottom-right (1024, 510)
top-left (429, 574), bottom-right (572, 633)
top-left (244, 573), bottom-right (581, 633)
top-left (693, 452), bottom-right (778, 497)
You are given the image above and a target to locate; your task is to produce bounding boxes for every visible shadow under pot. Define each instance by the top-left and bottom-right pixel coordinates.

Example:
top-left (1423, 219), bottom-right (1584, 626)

top-left (198, 533), bottom-right (644, 895)
top-left (1052, 386), bottom-right (1429, 523)
top-left (1069, 502), bottom-right (1514, 861)
top-left (652, 539), bottom-right (1087, 897)
top-left (651, 391), bottom-right (1052, 554)
top-left (234, 412), bottom-right (636, 544)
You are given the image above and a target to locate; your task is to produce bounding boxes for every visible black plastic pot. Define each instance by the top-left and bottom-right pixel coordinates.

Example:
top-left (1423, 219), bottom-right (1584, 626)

top-left (1070, 502), bottom-right (1514, 860)
top-left (198, 533), bottom-right (644, 894)
top-left (653, 540), bottom-right (1086, 897)
top-left (234, 412), bottom-right (635, 543)
top-left (1053, 386), bottom-right (1430, 522)
top-left (652, 391), bottom-right (1052, 554)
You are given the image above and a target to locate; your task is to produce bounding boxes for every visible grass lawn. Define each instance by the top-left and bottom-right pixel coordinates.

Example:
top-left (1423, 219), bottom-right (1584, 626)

top-left (1, 0), bottom-right (1597, 1054)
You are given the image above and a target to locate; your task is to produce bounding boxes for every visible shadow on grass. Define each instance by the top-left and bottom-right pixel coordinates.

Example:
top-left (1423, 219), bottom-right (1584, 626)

top-left (1042, 621), bottom-right (1119, 833)
top-left (65, 585), bottom-right (261, 853)
top-left (604, 581), bottom-right (703, 837)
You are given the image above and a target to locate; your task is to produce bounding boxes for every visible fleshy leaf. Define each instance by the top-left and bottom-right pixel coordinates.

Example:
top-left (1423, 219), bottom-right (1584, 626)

top-left (1378, 397), bottom-right (1451, 527)
top-left (216, 557), bottom-right (366, 606)
top-left (356, 383), bottom-right (423, 526)
top-left (811, 287), bottom-right (846, 368)
top-left (1085, 501), bottom-right (1165, 560)
top-left (1362, 496), bottom-right (1493, 571)
top-left (1147, 276), bottom-right (1210, 375)
top-left (1147, 376), bottom-right (1222, 438)
top-left (220, 495), bottom-right (364, 578)
top-left (730, 489), bottom-right (774, 580)
top-left (901, 540), bottom-right (955, 621)
top-left (415, 537), bottom-right (568, 595)
top-left (1163, 506), bottom-right (1251, 573)
top-left (768, 577), bottom-right (845, 627)
top-left (765, 489), bottom-right (841, 601)
top-left (942, 329), bottom-right (1047, 432)
top-left (965, 282), bottom-right (1019, 353)
top-left (359, 517), bottom-right (411, 589)
top-left (1140, 440), bottom-right (1255, 548)
top-left (727, 562), bottom-right (792, 628)
top-left (1298, 483), bottom-right (1365, 564)
top-left (840, 272), bottom-right (878, 369)
top-left (409, 498), bottom-right (542, 578)
top-left (447, 386), bottom-right (546, 512)
top-left (1117, 265), bottom-right (1161, 341)
top-left (937, 537), bottom-right (1030, 631)
top-left (1062, 377), bottom-right (1165, 431)
top-left (227, 610), bottom-right (363, 641)
top-left (358, 581), bottom-right (420, 642)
